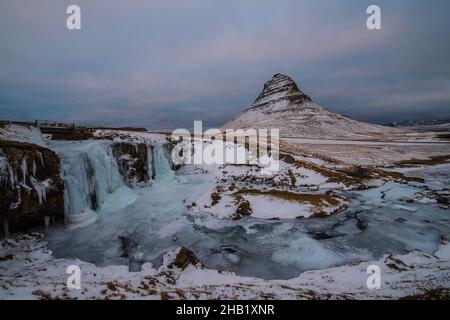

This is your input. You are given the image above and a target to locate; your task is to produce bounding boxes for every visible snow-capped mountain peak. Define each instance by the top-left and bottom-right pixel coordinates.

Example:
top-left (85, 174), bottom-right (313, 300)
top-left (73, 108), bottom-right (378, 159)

top-left (251, 73), bottom-right (312, 109)
top-left (223, 73), bottom-right (403, 139)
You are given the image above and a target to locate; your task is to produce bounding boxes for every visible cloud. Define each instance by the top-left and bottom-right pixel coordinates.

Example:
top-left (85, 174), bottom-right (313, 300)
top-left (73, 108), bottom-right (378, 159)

top-left (1, 0), bottom-right (450, 129)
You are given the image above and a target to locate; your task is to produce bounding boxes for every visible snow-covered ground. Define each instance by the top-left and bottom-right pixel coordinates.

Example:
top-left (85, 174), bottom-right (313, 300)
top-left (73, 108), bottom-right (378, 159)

top-left (281, 139), bottom-right (450, 167)
top-left (0, 124), bottom-right (47, 146)
top-left (1, 233), bottom-right (449, 300)
top-left (6, 144), bottom-right (448, 284)
top-left (93, 129), bottom-right (168, 144)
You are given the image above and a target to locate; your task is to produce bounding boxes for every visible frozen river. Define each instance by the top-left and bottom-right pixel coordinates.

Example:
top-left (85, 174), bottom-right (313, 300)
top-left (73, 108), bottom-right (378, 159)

top-left (43, 141), bottom-right (450, 280)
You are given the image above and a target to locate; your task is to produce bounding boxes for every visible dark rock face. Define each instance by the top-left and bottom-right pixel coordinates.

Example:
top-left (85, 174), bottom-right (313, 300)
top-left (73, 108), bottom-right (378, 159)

top-left (280, 153), bottom-right (296, 164)
top-left (250, 73), bottom-right (312, 111)
top-left (0, 140), bottom-right (64, 235)
top-left (40, 126), bottom-right (93, 141)
top-left (168, 247), bottom-right (203, 271)
top-left (111, 142), bottom-right (149, 186)
top-left (163, 141), bottom-right (184, 171)
top-left (233, 200), bottom-right (252, 220)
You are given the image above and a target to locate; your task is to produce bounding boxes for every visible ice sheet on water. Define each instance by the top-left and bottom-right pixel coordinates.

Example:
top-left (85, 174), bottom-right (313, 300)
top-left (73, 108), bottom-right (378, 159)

top-left (271, 232), bottom-right (372, 270)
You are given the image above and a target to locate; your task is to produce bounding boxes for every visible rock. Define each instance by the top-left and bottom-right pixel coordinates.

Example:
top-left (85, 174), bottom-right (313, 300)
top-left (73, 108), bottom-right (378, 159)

top-left (118, 234), bottom-right (138, 258)
top-left (111, 142), bottom-right (149, 186)
top-left (0, 140), bottom-right (64, 235)
top-left (0, 254), bottom-right (14, 261)
top-left (236, 200), bottom-right (252, 216)
top-left (210, 192), bottom-right (221, 206)
top-left (436, 195), bottom-right (449, 206)
top-left (280, 154), bottom-right (296, 164)
top-left (163, 141), bottom-right (184, 171)
top-left (384, 254), bottom-right (411, 272)
top-left (168, 247), bottom-right (203, 271)
top-left (232, 200), bottom-right (253, 220)
top-left (251, 73), bottom-right (312, 109)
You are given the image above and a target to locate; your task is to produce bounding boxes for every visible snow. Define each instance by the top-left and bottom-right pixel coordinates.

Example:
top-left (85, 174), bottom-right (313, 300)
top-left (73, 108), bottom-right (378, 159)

top-left (93, 129), bottom-right (168, 144)
top-left (0, 124), bottom-right (47, 146)
top-left (285, 137), bottom-right (447, 146)
top-left (244, 194), bottom-right (314, 219)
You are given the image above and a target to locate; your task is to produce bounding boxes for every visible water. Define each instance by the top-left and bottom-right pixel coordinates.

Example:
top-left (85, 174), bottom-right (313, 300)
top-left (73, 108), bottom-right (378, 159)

top-left (43, 141), bottom-right (450, 280)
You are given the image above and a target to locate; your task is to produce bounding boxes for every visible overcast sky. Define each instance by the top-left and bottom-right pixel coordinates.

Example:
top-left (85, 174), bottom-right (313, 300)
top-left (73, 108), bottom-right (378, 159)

top-left (1, 0), bottom-right (450, 130)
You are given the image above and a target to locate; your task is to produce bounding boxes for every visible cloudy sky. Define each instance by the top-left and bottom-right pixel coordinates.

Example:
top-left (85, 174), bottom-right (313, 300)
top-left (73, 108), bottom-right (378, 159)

top-left (1, 0), bottom-right (450, 130)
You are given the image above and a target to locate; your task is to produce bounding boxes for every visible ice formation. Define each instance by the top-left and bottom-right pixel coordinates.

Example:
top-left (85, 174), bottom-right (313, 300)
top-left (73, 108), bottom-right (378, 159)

top-left (47, 141), bottom-right (175, 227)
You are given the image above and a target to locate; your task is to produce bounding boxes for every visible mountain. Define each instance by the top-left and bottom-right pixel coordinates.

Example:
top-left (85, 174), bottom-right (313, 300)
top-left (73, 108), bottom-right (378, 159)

top-left (384, 119), bottom-right (450, 128)
top-left (222, 74), bottom-right (403, 139)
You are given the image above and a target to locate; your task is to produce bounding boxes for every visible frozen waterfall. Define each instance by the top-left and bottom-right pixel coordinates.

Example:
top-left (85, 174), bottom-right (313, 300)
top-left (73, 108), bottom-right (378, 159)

top-left (153, 145), bottom-right (175, 183)
top-left (48, 141), bottom-right (175, 227)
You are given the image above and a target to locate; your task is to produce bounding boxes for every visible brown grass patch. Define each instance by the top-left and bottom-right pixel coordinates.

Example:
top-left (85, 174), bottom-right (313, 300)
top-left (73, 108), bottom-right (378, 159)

top-left (395, 155), bottom-right (450, 168)
top-left (400, 288), bottom-right (450, 300)
top-left (235, 189), bottom-right (342, 207)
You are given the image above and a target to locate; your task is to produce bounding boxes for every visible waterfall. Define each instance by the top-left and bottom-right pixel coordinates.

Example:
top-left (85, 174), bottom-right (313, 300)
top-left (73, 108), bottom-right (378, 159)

top-left (153, 145), bottom-right (175, 183)
top-left (49, 141), bottom-right (176, 228)
top-left (55, 141), bottom-right (125, 225)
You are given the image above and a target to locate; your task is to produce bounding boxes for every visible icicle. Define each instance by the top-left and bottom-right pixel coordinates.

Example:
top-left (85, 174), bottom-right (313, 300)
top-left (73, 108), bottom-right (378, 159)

top-left (37, 151), bottom-right (44, 168)
top-left (30, 177), bottom-right (52, 205)
top-left (0, 149), bottom-right (11, 187)
top-left (3, 220), bottom-right (9, 238)
top-left (21, 157), bottom-right (28, 184)
top-left (9, 187), bottom-right (22, 210)
top-left (43, 216), bottom-right (51, 229)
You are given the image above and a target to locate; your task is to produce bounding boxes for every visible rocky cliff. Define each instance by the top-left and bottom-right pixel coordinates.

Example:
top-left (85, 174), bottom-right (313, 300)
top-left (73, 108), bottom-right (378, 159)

top-left (0, 140), bottom-right (64, 235)
top-left (111, 142), bottom-right (150, 187)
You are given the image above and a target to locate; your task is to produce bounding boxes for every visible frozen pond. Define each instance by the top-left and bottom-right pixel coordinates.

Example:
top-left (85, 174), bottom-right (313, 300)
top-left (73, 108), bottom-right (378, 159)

top-left (43, 141), bottom-right (450, 280)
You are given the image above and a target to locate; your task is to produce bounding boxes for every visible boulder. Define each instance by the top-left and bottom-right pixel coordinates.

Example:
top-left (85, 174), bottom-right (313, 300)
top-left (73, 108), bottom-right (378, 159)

top-left (168, 247), bottom-right (203, 271)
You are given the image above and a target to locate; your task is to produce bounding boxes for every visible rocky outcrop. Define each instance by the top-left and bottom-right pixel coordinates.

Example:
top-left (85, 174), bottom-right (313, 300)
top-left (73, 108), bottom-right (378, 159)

top-left (111, 142), bottom-right (149, 186)
top-left (251, 73), bottom-right (312, 111)
top-left (162, 141), bottom-right (184, 171)
top-left (167, 247), bottom-right (203, 271)
top-left (0, 140), bottom-right (64, 235)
